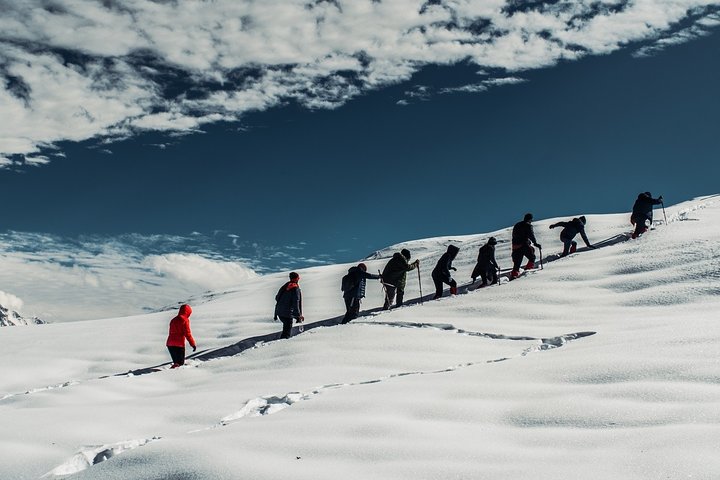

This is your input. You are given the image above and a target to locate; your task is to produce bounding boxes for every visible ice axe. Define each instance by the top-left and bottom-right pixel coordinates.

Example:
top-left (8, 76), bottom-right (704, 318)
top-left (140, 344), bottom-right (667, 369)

top-left (417, 263), bottom-right (424, 305)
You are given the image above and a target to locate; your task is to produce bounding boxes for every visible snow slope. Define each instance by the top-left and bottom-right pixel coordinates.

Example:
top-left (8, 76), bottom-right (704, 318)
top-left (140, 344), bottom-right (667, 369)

top-left (1, 196), bottom-right (719, 480)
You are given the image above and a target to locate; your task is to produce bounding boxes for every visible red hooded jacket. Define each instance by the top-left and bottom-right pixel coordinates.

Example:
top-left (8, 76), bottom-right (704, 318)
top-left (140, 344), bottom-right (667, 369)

top-left (166, 304), bottom-right (196, 348)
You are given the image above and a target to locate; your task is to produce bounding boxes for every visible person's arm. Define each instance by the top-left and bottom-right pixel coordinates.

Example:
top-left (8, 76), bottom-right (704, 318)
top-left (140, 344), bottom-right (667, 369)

top-left (294, 288), bottom-right (304, 322)
top-left (184, 317), bottom-right (197, 350)
top-left (529, 226), bottom-right (540, 248)
top-left (653, 196), bottom-right (663, 205)
top-left (549, 221), bottom-right (568, 229)
top-left (406, 260), bottom-right (419, 271)
top-left (580, 228), bottom-right (592, 247)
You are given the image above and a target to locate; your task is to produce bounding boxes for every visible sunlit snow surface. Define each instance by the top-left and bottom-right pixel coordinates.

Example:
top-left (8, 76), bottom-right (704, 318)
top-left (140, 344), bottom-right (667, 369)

top-left (1, 196), bottom-right (719, 479)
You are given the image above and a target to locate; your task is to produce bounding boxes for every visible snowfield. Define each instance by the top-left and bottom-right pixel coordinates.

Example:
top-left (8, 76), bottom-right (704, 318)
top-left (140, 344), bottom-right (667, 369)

top-left (1, 196), bottom-right (719, 480)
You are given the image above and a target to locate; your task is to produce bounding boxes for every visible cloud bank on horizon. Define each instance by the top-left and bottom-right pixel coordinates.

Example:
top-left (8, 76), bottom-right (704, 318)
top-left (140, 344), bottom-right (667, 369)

top-left (1, 0), bottom-right (719, 166)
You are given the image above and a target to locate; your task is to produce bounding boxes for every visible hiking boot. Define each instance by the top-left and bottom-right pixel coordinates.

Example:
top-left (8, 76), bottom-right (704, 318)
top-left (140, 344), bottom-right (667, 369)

top-left (450, 286), bottom-right (458, 295)
top-left (170, 363), bottom-right (180, 369)
top-left (510, 270), bottom-right (520, 279)
top-left (569, 241), bottom-right (577, 254)
top-left (524, 261), bottom-right (535, 270)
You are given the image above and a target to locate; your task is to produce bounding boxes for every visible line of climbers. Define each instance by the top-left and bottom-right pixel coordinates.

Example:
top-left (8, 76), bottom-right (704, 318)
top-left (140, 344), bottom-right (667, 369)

top-left (165, 192), bottom-right (664, 366)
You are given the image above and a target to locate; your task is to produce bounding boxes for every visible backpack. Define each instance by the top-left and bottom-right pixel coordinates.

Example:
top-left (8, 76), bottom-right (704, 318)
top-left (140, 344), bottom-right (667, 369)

top-left (341, 272), bottom-right (356, 292)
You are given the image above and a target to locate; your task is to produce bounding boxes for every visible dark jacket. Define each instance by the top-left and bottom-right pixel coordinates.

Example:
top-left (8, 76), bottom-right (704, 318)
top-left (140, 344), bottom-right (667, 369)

top-left (550, 218), bottom-right (591, 246)
top-left (381, 252), bottom-right (417, 290)
top-left (432, 245), bottom-right (460, 282)
top-left (632, 193), bottom-right (663, 222)
top-left (275, 281), bottom-right (302, 319)
top-left (512, 220), bottom-right (538, 247)
top-left (343, 266), bottom-right (380, 300)
top-left (476, 243), bottom-right (498, 268)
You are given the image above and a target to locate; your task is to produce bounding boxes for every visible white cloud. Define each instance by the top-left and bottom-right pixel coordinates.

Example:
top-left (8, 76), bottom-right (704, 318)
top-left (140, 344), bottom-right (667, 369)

top-left (144, 253), bottom-right (257, 291)
top-left (1, 0), bottom-right (719, 163)
top-left (0, 291), bottom-right (24, 311)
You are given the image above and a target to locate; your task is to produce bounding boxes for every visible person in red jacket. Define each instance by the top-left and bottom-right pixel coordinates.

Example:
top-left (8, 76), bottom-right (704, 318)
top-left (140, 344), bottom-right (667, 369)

top-left (166, 304), bottom-right (196, 368)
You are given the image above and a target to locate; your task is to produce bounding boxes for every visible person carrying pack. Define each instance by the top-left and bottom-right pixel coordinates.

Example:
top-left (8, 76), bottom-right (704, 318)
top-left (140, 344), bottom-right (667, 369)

top-left (274, 272), bottom-right (304, 339)
top-left (549, 216), bottom-right (594, 256)
top-left (381, 248), bottom-right (419, 309)
top-left (510, 213), bottom-right (541, 279)
top-left (631, 192), bottom-right (663, 239)
top-left (341, 263), bottom-right (381, 324)
top-left (471, 237), bottom-right (499, 286)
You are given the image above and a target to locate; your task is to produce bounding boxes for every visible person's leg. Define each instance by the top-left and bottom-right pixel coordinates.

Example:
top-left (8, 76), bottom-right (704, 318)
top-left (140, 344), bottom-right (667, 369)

top-left (479, 265), bottom-right (488, 285)
top-left (383, 285), bottom-right (397, 309)
top-left (560, 236), bottom-right (572, 256)
top-left (511, 248), bottom-right (523, 274)
top-left (631, 214), bottom-right (646, 238)
top-left (167, 346), bottom-right (185, 367)
top-left (432, 274), bottom-right (444, 299)
top-left (350, 299), bottom-right (361, 320)
top-left (488, 266), bottom-right (498, 284)
top-left (395, 288), bottom-right (404, 307)
top-left (342, 296), bottom-right (353, 323)
top-left (524, 245), bottom-right (536, 269)
top-left (279, 316), bottom-right (293, 339)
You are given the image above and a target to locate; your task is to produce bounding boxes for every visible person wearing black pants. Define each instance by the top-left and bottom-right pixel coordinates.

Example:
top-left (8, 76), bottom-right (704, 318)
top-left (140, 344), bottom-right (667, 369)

top-left (471, 237), bottom-right (499, 286)
top-left (341, 263), bottom-right (381, 323)
top-left (511, 213), bottom-right (541, 279)
top-left (549, 216), bottom-right (594, 256)
top-left (274, 272), bottom-right (303, 339)
top-left (631, 192), bottom-right (663, 239)
top-left (432, 244), bottom-right (460, 299)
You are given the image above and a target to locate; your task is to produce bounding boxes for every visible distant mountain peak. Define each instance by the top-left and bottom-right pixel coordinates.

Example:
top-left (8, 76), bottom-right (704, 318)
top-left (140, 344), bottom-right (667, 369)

top-left (0, 304), bottom-right (45, 327)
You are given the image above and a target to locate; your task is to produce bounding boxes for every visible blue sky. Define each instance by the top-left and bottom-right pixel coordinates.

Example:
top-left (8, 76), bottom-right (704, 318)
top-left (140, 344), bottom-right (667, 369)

top-left (1, 1), bottom-right (720, 271)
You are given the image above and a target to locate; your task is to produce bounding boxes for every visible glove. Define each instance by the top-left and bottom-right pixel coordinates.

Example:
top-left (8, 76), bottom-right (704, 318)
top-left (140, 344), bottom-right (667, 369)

top-left (536, 244), bottom-right (542, 249)
top-left (549, 225), bottom-right (555, 229)
top-left (658, 195), bottom-right (663, 201)
top-left (414, 260), bottom-right (420, 266)
top-left (192, 345), bottom-right (197, 352)
top-left (451, 267), bottom-right (457, 271)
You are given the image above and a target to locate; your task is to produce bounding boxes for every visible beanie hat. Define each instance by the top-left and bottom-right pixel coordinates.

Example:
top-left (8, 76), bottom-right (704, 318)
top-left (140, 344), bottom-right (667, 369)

top-left (488, 237), bottom-right (497, 245)
top-left (524, 213), bottom-right (533, 222)
top-left (579, 216), bottom-right (586, 225)
top-left (289, 272), bottom-right (300, 280)
top-left (358, 263), bottom-right (367, 271)
top-left (401, 248), bottom-right (411, 260)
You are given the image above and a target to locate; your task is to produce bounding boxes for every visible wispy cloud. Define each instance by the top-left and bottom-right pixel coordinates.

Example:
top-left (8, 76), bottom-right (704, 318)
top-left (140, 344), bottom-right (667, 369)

top-left (1, 1), bottom-right (719, 165)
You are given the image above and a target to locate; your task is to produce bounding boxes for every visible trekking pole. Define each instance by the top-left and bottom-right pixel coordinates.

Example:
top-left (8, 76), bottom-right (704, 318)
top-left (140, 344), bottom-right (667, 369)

top-left (661, 201), bottom-right (668, 225)
top-left (379, 270), bottom-right (390, 309)
top-left (417, 264), bottom-right (424, 305)
top-left (539, 246), bottom-right (544, 270)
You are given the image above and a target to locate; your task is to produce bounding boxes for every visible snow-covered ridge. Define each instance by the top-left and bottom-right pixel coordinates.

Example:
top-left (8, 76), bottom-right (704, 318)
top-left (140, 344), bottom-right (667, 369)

top-left (0, 303), bottom-right (44, 326)
top-left (1, 195), bottom-right (720, 480)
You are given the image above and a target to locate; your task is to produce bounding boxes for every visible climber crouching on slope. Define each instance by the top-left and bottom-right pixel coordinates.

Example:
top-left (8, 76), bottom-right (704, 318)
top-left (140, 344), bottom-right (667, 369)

top-left (549, 215), bottom-right (595, 257)
top-left (166, 304), bottom-right (196, 368)
top-left (631, 192), bottom-right (663, 239)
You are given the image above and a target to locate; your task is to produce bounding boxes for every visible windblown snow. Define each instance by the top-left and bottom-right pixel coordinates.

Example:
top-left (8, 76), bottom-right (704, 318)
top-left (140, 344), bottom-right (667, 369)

top-left (1, 195), bottom-right (719, 480)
